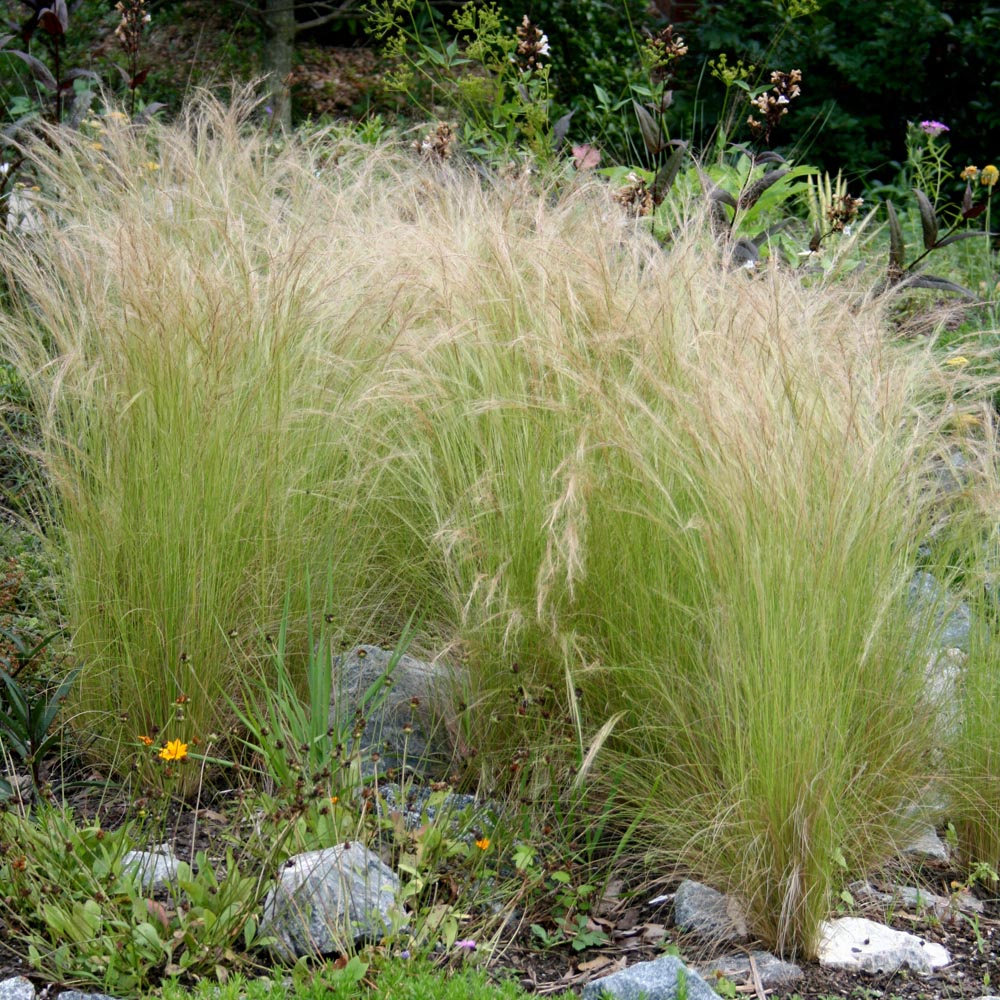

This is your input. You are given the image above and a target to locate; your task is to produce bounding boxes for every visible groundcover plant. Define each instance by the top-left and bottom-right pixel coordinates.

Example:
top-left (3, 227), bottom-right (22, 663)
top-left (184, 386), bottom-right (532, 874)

top-left (0, 91), bottom-right (997, 985)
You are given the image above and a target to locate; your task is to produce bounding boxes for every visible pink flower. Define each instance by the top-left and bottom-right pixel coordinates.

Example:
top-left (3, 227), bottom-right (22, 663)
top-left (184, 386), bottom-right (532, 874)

top-left (455, 939), bottom-right (477, 950)
top-left (919, 120), bottom-right (949, 139)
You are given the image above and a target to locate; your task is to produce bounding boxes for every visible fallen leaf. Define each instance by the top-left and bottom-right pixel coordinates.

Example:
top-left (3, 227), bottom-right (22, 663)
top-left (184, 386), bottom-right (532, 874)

top-left (578, 955), bottom-right (615, 973)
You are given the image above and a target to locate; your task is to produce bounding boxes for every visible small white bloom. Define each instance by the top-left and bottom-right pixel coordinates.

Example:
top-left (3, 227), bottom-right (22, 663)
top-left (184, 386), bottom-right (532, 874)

top-left (0, 163), bottom-right (9, 176)
top-left (538, 33), bottom-right (550, 56)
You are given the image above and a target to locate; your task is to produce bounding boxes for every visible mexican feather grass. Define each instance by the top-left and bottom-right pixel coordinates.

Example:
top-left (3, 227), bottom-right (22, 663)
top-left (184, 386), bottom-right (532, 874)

top-left (0, 93), bottom-right (984, 955)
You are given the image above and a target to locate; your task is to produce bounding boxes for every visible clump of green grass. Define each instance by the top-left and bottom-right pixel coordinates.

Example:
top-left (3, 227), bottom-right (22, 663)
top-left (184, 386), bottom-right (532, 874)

top-left (1, 91), bottom-right (992, 956)
top-left (157, 957), bottom-right (577, 1000)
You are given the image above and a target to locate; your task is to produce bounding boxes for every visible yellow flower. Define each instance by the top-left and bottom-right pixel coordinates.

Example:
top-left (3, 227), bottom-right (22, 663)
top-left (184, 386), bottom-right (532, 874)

top-left (138, 735), bottom-right (154, 746)
top-left (945, 356), bottom-right (969, 367)
top-left (143, 161), bottom-right (160, 171)
top-left (158, 738), bottom-right (188, 762)
top-left (474, 837), bottom-right (491, 851)
top-left (952, 413), bottom-right (981, 431)
top-left (981, 164), bottom-right (999, 188)
top-left (330, 795), bottom-right (339, 804)
top-left (960, 165), bottom-right (979, 182)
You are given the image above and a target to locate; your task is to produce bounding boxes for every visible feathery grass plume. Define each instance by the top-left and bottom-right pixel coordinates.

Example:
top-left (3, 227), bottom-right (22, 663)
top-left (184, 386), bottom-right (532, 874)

top-left (0, 91), bottom-right (984, 956)
top-left (0, 90), bottom-right (449, 791)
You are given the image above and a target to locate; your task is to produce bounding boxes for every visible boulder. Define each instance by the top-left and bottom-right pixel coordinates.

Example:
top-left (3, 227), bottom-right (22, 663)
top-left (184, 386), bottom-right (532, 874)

top-left (259, 843), bottom-right (404, 959)
top-left (582, 955), bottom-right (718, 1000)
top-left (817, 916), bottom-right (950, 975)
top-left (329, 644), bottom-right (453, 779)
top-left (673, 879), bottom-right (748, 943)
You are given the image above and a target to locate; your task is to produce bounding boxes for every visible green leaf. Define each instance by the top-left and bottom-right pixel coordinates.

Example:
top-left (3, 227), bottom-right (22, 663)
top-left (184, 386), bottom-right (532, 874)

top-left (913, 188), bottom-right (938, 250)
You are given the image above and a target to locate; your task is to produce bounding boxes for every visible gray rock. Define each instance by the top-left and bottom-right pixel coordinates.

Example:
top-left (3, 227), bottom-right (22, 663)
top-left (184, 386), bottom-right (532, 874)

top-left (895, 884), bottom-right (984, 916)
top-left (673, 879), bottom-right (748, 943)
top-left (699, 950), bottom-right (803, 989)
top-left (122, 844), bottom-right (180, 891)
top-left (849, 879), bottom-right (984, 917)
top-left (908, 571), bottom-right (972, 652)
top-left (260, 843), bottom-right (404, 959)
top-left (377, 783), bottom-right (496, 834)
top-left (329, 644), bottom-right (453, 779)
top-left (58, 992), bottom-right (120, 1000)
top-left (924, 647), bottom-right (965, 737)
top-left (582, 956), bottom-right (718, 1000)
top-left (817, 916), bottom-right (950, 975)
top-left (0, 977), bottom-right (34, 1000)
top-left (900, 823), bottom-right (950, 863)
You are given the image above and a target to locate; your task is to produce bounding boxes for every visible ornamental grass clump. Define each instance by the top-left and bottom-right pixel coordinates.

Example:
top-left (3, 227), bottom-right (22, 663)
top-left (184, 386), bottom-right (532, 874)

top-left (0, 93), bottom-right (982, 956)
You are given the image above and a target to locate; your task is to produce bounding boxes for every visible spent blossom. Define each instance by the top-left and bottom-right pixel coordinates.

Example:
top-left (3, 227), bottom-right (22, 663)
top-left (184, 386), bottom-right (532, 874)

top-left (747, 69), bottom-right (802, 145)
top-left (919, 120), bottom-right (949, 139)
top-left (645, 24), bottom-right (688, 85)
top-left (415, 122), bottom-right (457, 162)
top-left (960, 165), bottom-right (979, 182)
top-left (114, 0), bottom-right (150, 57)
top-left (515, 15), bottom-right (549, 72)
top-left (826, 192), bottom-right (864, 233)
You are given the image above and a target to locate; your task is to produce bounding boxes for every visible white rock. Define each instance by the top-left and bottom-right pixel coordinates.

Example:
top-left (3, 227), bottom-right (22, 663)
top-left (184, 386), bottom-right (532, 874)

top-left (122, 844), bottom-right (181, 891)
top-left (817, 916), bottom-right (950, 975)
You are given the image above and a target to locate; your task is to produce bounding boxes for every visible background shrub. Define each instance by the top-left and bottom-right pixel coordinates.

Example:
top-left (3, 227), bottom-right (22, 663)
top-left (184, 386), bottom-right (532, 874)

top-left (675, 0), bottom-right (1000, 185)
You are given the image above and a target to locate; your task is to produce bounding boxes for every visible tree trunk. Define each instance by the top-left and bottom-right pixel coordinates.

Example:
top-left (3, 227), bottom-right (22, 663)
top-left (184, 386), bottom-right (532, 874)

top-left (262, 0), bottom-right (295, 130)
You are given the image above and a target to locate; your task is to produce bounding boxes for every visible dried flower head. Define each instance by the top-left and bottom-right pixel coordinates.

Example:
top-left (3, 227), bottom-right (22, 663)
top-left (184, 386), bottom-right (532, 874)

top-left (960, 165), bottom-right (979, 182)
top-left (614, 173), bottom-right (653, 218)
top-left (645, 24), bottom-right (688, 85)
top-left (515, 15), bottom-right (550, 72)
top-left (415, 122), bottom-right (457, 161)
top-left (747, 69), bottom-right (802, 145)
top-left (826, 192), bottom-right (864, 232)
top-left (114, 0), bottom-right (150, 58)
